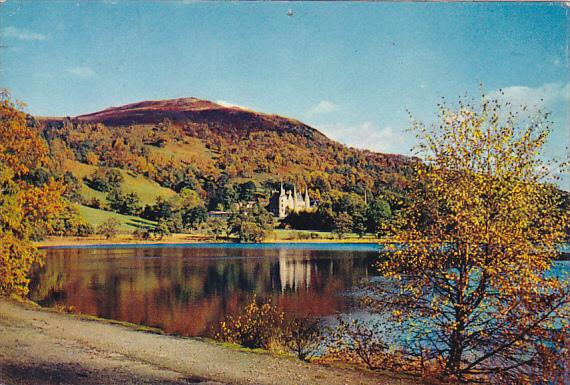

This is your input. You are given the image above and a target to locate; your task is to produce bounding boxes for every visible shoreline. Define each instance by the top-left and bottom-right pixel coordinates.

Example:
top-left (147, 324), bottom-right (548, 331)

top-left (34, 234), bottom-right (384, 248)
top-left (34, 237), bottom-right (570, 261)
top-left (0, 298), bottom-right (416, 385)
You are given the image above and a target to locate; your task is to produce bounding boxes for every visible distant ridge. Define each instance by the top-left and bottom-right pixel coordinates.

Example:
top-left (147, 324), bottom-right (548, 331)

top-left (73, 97), bottom-right (326, 140)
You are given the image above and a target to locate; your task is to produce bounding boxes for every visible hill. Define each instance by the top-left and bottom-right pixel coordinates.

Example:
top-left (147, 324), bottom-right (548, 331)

top-left (38, 97), bottom-right (411, 189)
top-left (75, 97), bottom-right (327, 140)
top-left (33, 97), bottom-right (414, 233)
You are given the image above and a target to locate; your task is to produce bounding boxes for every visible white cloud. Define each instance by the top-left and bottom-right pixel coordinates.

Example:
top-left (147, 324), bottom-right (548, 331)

top-left (308, 100), bottom-right (338, 115)
top-left (216, 100), bottom-right (251, 110)
top-left (2, 26), bottom-right (48, 41)
top-left (67, 66), bottom-right (96, 79)
top-left (489, 83), bottom-right (569, 113)
top-left (319, 121), bottom-right (410, 154)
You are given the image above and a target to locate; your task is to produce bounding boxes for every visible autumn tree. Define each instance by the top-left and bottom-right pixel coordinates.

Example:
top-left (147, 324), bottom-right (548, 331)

top-left (228, 204), bottom-right (273, 243)
top-left (108, 189), bottom-right (142, 216)
top-left (373, 94), bottom-right (569, 383)
top-left (0, 92), bottom-right (65, 296)
top-left (85, 167), bottom-right (124, 192)
top-left (236, 181), bottom-right (257, 202)
top-left (142, 189), bottom-right (207, 232)
top-left (332, 212), bottom-right (353, 239)
top-left (97, 218), bottom-right (120, 239)
top-left (365, 197), bottom-right (392, 235)
top-left (203, 216), bottom-right (226, 240)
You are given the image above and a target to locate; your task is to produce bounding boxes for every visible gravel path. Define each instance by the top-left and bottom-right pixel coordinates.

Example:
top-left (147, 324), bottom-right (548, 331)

top-left (0, 299), bottom-right (415, 385)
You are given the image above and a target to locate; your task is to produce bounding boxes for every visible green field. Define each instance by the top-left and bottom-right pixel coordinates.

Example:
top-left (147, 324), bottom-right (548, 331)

top-left (266, 229), bottom-right (380, 242)
top-left (76, 204), bottom-right (156, 232)
top-left (64, 159), bottom-right (176, 205)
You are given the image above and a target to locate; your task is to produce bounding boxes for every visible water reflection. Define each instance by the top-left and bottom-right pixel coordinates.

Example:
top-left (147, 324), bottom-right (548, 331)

top-left (29, 244), bottom-right (379, 336)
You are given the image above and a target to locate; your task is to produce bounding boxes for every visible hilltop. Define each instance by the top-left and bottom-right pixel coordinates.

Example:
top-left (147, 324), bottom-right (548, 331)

top-left (74, 97), bottom-right (326, 140)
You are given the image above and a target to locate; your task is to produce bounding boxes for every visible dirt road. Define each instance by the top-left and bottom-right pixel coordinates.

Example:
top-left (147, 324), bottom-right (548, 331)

top-left (0, 299), bottom-right (414, 385)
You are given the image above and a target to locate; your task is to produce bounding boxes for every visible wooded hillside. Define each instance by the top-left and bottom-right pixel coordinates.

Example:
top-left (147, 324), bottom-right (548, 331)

top-left (35, 97), bottom-right (413, 215)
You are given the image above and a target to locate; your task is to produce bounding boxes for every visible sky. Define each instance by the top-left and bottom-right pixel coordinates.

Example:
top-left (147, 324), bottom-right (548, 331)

top-left (1, 1), bottom-right (568, 188)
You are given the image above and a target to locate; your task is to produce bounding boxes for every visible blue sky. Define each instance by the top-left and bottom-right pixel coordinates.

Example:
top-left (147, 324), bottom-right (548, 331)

top-left (1, 1), bottom-right (568, 188)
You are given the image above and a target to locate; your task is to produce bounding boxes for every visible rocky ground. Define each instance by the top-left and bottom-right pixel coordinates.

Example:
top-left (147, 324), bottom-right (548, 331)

top-left (0, 299), bottom-right (415, 385)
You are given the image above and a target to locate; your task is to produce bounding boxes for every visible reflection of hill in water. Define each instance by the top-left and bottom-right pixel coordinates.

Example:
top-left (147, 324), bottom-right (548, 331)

top-left (29, 245), bottom-right (378, 336)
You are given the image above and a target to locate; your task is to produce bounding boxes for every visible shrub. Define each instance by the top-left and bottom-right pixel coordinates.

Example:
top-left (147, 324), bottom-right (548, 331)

top-left (75, 222), bottom-right (95, 237)
top-left (229, 220), bottom-right (266, 243)
top-left (85, 167), bottom-right (123, 192)
top-left (282, 316), bottom-right (325, 361)
top-left (132, 227), bottom-right (152, 240)
top-left (97, 218), bottom-right (120, 239)
top-left (327, 318), bottom-right (389, 370)
top-left (108, 189), bottom-right (141, 215)
top-left (151, 220), bottom-right (171, 239)
top-left (86, 197), bottom-right (101, 209)
top-left (215, 296), bottom-right (325, 361)
top-left (215, 296), bottom-right (284, 349)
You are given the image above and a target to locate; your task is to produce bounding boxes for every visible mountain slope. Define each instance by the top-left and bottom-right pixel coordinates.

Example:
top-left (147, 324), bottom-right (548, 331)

top-left (37, 97), bottom-right (413, 212)
top-left (61, 159), bottom-right (177, 205)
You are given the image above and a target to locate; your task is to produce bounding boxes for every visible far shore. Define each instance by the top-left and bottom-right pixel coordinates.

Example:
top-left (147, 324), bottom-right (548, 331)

top-left (34, 235), bottom-right (570, 261)
top-left (34, 233), bottom-right (385, 248)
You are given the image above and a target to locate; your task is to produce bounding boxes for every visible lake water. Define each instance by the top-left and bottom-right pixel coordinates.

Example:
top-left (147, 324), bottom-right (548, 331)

top-left (29, 243), bottom-right (380, 336)
top-left (28, 243), bottom-right (570, 338)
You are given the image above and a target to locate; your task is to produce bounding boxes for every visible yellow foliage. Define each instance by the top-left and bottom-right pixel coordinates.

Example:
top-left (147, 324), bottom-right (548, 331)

top-left (0, 93), bottom-right (65, 296)
top-left (0, 95), bottom-right (48, 176)
top-left (375, 94), bottom-right (569, 383)
top-left (0, 229), bottom-right (43, 296)
top-left (214, 295), bottom-right (285, 350)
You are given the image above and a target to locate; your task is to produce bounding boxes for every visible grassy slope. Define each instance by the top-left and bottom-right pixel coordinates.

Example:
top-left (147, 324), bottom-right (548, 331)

top-left (61, 159), bottom-right (174, 229)
top-left (152, 139), bottom-right (216, 165)
top-left (76, 204), bottom-right (156, 232)
top-left (63, 159), bottom-right (176, 205)
top-left (80, 182), bottom-right (108, 205)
